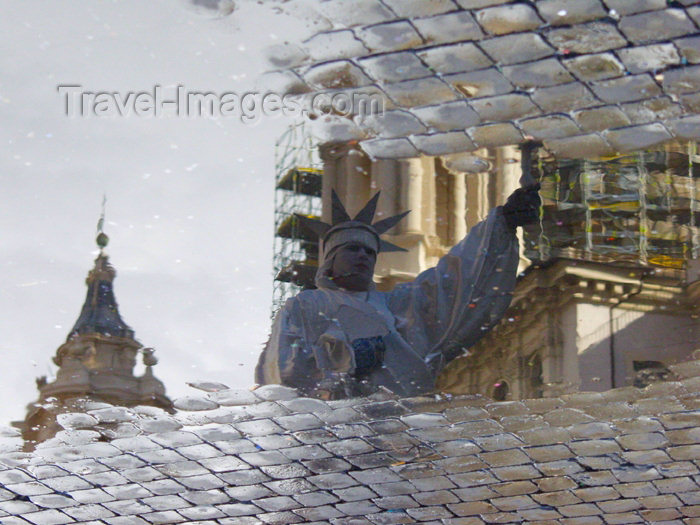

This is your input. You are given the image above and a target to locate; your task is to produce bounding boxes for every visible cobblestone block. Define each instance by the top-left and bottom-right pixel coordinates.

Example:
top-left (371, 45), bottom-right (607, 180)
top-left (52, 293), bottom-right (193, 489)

top-left (568, 422), bottom-right (618, 440)
top-left (410, 131), bottom-right (477, 156)
top-left (491, 480), bottom-right (538, 497)
top-left (406, 504), bottom-right (453, 520)
top-left (639, 493), bottom-right (683, 509)
top-left (522, 445), bottom-right (574, 463)
top-left (639, 507), bottom-right (682, 521)
top-left (345, 452), bottom-right (394, 469)
top-left (469, 93), bottom-right (540, 122)
top-left (519, 507), bottom-right (563, 521)
top-left (480, 449), bottom-right (531, 467)
top-left (304, 30), bottom-right (369, 63)
top-left (664, 65), bottom-right (700, 95)
top-left (604, 0), bottom-right (666, 15)
top-left (316, 0), bottom-right (395, 28)
top-left (275, 413), bottom-right (324, 432)
top-left (545, 22), bottom-right (628, 54)
top-left (612, 466), bottom-right (662, 483)
top-left (383, 77), bottom-right (458, 107)
top-left (333, 486), bottom-right (378, 502)
top-left (181, 490), bottom-right (228, 506)
top-left (532, 490), bottom-right (582, 506)
top-left (362, 110), bottom-right (428, 139)
top-left (571, 470), bottom-right (619, 486)
top-left (381, 0), bottom-right (457, 17)
top-left (586, 402), bottom-right (638, 420)
top-left (478, 33), bottom-right (554, 65)
top-left (335, 499), bottom-right (381, 516)
top-left (536, 0), bottom-right (607, 26)
top-left (490, 494), bottom-right (537, 511)
top-left (256, 510), bottom-right (304, 524)
top-left (254, 495), bottom-right (301, 512)
top-left (573, 486), bottom-right (620, 503)
top-left (370, 481), bottom-right (415, 497)
top-left (654, 476), bottom-right (699, 493)
top-left (475, 4), bottom-right (543, 35)
top-left (218, 468), bottom-right (270, 486)
top-left (619, 8), bottom-right (696, 44)
top-left (536, 460), bottom-right (585, 477)
top-left (601, 512), bottom-right (644, 524)
top-left (468, 123), bottom-right (523, 147)
top-left (455, 0), bottom-right (510, 7)
top-left (502, 58), bottom-right (573, 88)
top-left (373, 495), bottom-right (420, 510)
top-left (617, 43), bottom-right (680, 74)
top-left (294, 504), bottom-right (344, 521)
top-left (518, 426), bottom-right (573, 446)
top-left (564, 53), bottom-right (625, 82)
top-left (569, 439), bottom-right (624, 456)
top-left (680, 491), bottom-right (700, 505)
top-left (491, 464), bottom-right (542, 481)
top-left (576, 456), bottom-right (624, 471)
top-left (446, 69), bottom-right (513, 99)
top-left (237, 450), bottom-right (291, 467)
top-left (604, 123), bottom-right (673, 151)
top-left (449, 470), bottom-right (499, 487)
top-left (265, 478), bottom-right (316, 497)
top-left (519, 115), bottom-right (581, 140)
top-left (412, 490), bottom-right (460, 506)
top-left (63, 503), bottom-right (116, 521)
top-left (590, 74), bottom-right (662, 103)
top-left (474, 433), bottom-right (524, 452)
top-left (499, 414), bottom-right (547, 432)
top-left (225, 483), bottom-right (273, 501)
top-left (559, 503), bottom-right (603, 517)
top-left (544, 409), bottom-right (596, 427)
top-left (417, 42), bottom-right (492, 75)
top-left (675, 36), bottom-right (700, 64)
top-left (413, 11), bottom-right (484, 46)
top-left (621, 449), bottom-right (673, 465)
top-left (621, 97), bottom-right (682, 124)
top-left (668, 115), bottom-right (700, 140)
top-left (447, 500), bottom-right (498, 516)
top-left (359, 52), bottom-right (431, 84)
top-left (43, 475), bottom-right (93, 493)
top-left (356, 21), bottom-right (424, 53)
top-left (689, 4), bottom-right (700, 23)
top-left (293, 490), bottom-right (339, 507)
top-left (597, 498), bottom-right (642, 513)
top-left (303, 61), bottom-right (372, 90)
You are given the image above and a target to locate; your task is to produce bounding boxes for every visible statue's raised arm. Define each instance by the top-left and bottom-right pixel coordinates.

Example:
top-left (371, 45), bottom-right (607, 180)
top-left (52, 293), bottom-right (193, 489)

top-left (256, 186), bottom-right (540, 399)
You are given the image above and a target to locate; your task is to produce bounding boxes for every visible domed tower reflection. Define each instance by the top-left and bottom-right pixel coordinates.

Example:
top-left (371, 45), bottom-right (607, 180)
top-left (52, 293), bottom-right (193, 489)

top-left (14, 230), bottom-right (172, 447)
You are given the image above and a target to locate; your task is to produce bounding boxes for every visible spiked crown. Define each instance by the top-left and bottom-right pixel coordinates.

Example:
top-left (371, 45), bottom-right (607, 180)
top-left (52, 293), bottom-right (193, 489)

top-left (296, 190), bottom-right (409, 260)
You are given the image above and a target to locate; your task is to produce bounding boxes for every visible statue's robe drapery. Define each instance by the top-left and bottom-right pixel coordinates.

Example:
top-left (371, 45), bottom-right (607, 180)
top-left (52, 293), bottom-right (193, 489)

top-left (256, 208), bottom-right (519, 398)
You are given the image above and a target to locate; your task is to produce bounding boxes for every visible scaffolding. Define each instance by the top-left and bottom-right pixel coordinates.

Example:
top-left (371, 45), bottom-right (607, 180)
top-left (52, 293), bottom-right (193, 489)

top-left (271, 123), bottom-right (323, 316)
top-left (525, 142), bottom-right (700, 273)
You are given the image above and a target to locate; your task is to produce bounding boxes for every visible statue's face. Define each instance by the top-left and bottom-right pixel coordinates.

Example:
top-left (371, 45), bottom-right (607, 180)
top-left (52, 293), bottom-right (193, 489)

top-left (331, 242), bottom-right (377, 291)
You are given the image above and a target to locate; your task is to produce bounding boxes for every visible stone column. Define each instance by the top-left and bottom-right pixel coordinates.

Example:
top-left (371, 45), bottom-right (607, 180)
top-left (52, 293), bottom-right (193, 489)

top-left (371, 159), bottom-right (400, 227)
top-left (343, 148), bottom-right (371, 217)
top-left (400, 158), bottom-right (424, 234)
top-left (319, 144), bottom-right (339, 224)
top-left (495, 145), bottom-right (521, 204)
top-left (450, 171), bottom-right (467, 245)
top-left (421, 158), bottom-right (436, 237)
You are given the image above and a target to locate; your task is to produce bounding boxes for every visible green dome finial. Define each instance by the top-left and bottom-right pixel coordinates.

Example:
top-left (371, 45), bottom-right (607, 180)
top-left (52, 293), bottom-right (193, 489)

top-left (96, 194), bottom-right (108, 252)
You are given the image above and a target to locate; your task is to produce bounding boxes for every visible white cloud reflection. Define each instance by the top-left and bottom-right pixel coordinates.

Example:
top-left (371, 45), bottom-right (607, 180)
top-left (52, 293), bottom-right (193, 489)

top-left (0, 0), bottom-right (308, 424)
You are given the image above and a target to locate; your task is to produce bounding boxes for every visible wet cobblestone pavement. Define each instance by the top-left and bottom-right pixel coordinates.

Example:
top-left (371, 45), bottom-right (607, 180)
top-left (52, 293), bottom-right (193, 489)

top-left (3, 360), bottom-right (700, 523)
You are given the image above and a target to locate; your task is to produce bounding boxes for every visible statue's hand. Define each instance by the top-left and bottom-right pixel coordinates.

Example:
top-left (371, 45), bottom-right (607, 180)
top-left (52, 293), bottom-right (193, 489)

top-left (502, 183), bottom-right (541, 230)
top-left (351, 336), bottom-right (386, 377)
